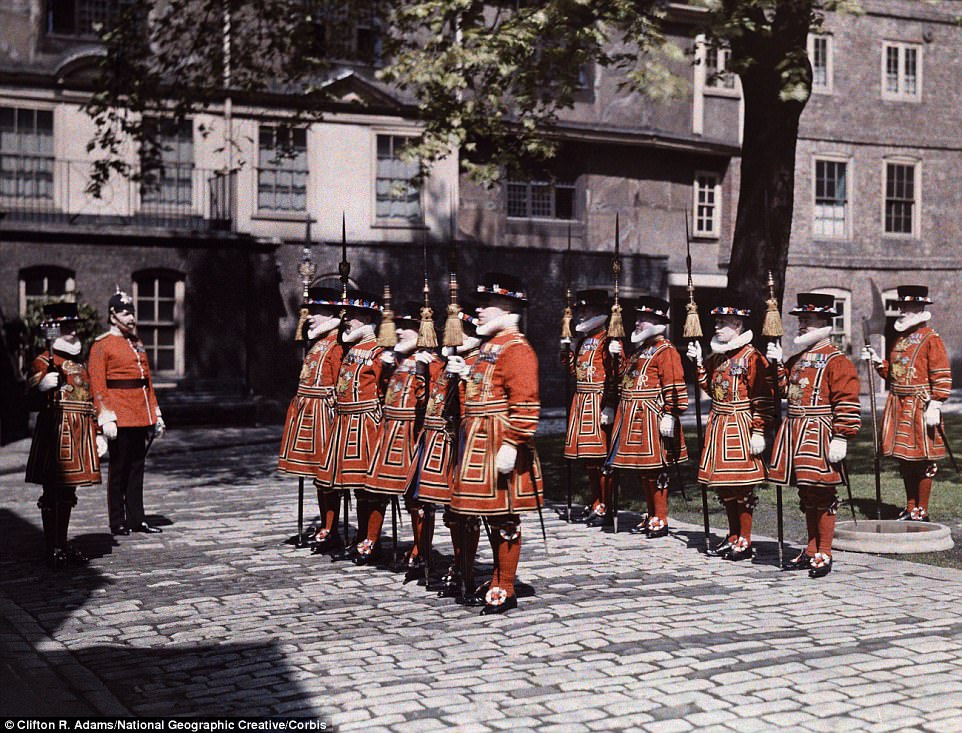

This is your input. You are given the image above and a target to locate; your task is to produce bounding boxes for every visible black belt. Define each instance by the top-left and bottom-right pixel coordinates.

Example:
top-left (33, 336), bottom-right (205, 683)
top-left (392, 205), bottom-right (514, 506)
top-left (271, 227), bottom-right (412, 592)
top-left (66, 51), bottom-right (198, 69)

top-left (106, 378), bottom-right (149, 388)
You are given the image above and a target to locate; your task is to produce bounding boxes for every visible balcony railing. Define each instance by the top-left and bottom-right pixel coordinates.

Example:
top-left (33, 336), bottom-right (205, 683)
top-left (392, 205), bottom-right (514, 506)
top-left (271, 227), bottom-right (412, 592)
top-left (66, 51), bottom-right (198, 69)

top-left (0, 157), bottom-right (235, 232)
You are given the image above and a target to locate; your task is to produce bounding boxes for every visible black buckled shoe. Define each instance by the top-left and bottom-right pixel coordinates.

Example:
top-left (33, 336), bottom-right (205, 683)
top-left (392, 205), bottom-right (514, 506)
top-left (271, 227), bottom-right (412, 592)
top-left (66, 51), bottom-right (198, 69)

top-left (132, 523), bottom-right (162, 534)
top-left (352, 539), bottom-right (378, 565)
top-left (630, 514), bottom-right (650, 535)
top-left (110, 525), bottom-right (130, 536)
top-left (311, 533), bottom-right (343, 555)
top-left (808, 554), bottom-right (833, 578)
top-left (896, 509), bottom-right (911, 521)
top-left (584, 512), bottom-right (607, 528)
top-left (706, 539), bottom-right (734, 558)
top-left (782, 553), bottom-right (812, 571)
top-left (63, 544), bottom-right (89, 564)
top-left (480, 595), bottom-right (517, 616)
top-left (646, 525), bottom-right (669, 539)
top-left (726, 542), bottom-right (754, 561)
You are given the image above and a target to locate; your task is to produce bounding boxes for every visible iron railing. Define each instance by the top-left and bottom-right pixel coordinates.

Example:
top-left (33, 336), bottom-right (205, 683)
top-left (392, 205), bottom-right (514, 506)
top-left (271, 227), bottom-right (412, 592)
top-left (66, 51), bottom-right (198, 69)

top-left (0, 157), bottom-right (235, 231)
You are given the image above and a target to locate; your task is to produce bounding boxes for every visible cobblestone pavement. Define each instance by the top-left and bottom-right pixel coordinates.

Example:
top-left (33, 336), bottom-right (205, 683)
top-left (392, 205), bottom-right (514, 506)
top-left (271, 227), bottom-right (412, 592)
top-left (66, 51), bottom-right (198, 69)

top-left (2, 435), bottom-right (962, 732)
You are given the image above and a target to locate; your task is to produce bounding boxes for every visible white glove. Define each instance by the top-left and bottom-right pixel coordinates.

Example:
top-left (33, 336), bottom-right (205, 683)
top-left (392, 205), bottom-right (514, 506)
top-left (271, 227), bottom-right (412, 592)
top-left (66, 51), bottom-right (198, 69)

top-left (608, 340), bottom-right (623, 356)
top-left (154, 417), bottom-right (166, 439)
top-left (925, 400), bottom-right (942, 428)
top-left (415, 351), bottom-right (433, 365)
top-left (766, 342), bottom-right (783, 363)
top-left (860, 346), bottom-right (882, 365)
top-left (749, 432), bottom-right (766, 456)
top-left (445, 355), bottom-right (468, 377)
top-left (102, 421), bottom-right (118, 440)
top-left (560, 338), bottom-right (572, 349)
top-left (828, 437), bottom-right (847, 463)
top-left (96, 435), bottom-right (109, 458)
top-left (659, 414), bottom-right (676, 438)
top-left (600, 406), bottom-right (616, 426)
top-left (380, 351), bottom-right (396, 366)
top-left (686, 341), bottom-right (703, 365)
top-left (495, 444), bottom-right (518, 474)
top-left (38, 373), bottom-right (60, 392)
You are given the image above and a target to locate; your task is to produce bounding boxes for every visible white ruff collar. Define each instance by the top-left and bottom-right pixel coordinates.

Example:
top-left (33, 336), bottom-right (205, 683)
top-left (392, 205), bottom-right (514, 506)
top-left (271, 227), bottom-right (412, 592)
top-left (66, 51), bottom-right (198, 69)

top-left (476, 312), bottom-right (520, 337)
top-left (308, 317), bottom-right (340, 340)
top-left (343, 324), bottom-right (375, 343)
top-left (53, 336), bottom-right (81, 356)
top-left (393, 336), bottom-right (418, 355)
top-left (711, 329), bottom-right (754, 355)
top-left (575, 314), bottom-right (607, 335)
top-left (894, 310), bottom-right (931, 332)
top-left (457, 336), bottom-right (481, 354)
top-left (631, 323), bottom-right (667, 344)
top-left (793, 325), bottom-right (833, 348)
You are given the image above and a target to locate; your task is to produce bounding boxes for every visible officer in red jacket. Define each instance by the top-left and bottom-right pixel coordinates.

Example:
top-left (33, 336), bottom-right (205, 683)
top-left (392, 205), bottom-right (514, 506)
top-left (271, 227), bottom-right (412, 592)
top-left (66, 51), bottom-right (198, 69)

top-left (88, 290), bottom-right (165, 535)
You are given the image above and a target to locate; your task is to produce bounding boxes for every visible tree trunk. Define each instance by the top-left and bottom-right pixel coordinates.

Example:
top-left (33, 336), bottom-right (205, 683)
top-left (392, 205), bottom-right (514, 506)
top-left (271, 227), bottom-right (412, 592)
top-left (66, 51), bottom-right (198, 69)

top-left (726, 3), bottom-right (813, 335)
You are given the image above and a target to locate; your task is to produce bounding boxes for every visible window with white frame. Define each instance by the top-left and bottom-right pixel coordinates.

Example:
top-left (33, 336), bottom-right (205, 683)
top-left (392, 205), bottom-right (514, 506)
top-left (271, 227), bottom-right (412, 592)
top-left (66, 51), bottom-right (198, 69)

top-left (705, 45), bottom-right (735, 90)
top-left (808, 34), bottom-right (833, 93)
top-left (506, 180), bottom-right (576, 220)
top-left (0, 107), bottom-right (54, 202)
top-left (375, 134), bottom-right (422, 223)
top-left (141, 118), bottom-right (194, 209)
top-left (133, 271), bottom-right (184, 377)
top-left (257, 126), bottom-right (308, 212)
top-left (813, 158), bottom-right (848, 239)
top-left (812, 287), bottom-right (852, 354)
top-left (882, 42), bottom-right (921, 101)
top-left (884, 161), bottom-right (918, 236)
top-left (19, 266), bottom-right (76, 315)
top-left (693, 172), bottom-right (721, 238)
top-left (46, 0), bottom-right (121, 37)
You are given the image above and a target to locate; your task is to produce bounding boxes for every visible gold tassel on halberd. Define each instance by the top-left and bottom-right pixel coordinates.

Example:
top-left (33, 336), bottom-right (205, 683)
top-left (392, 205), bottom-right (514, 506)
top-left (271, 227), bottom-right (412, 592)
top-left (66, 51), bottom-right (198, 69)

top-left (683, 302), bottom-right (703, 339)
top-left (294, 307), bottom-right (309, 342)
top-left (377, 285), bottom-right (397, 348)
top-left (608, 303), bottom-right (625, 339)
top-left (560, 305), bottom-right (573, 340)
top-left (761, 271), bottom-right (784, 339)
top-left (443, 303), bottom-right (463, 347)
top-left (417, 305), bottom-right (438, 349)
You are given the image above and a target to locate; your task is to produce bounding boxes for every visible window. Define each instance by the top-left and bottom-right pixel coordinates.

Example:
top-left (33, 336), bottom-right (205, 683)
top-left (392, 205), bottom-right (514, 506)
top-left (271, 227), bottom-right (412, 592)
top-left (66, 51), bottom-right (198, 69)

top-left (808, 34), bottom-right (833, 93)
top-left (506, 181), bottom-right (575, 220)
top-left (375, 134), bottom-right (422, 223)
top-left (257, 126), bottom-right (308, 212)
top-left (46, 0), bottom-right (119, 37)
top-left (19, 266), bottom-right (76, 315)
top-left (813, 158), bottom-right (848, 239)
top-left (0, 107), bottom-right (54, 201)
top-left (305, 1), bottom-right (377, 64)
top-left (812, 288), bottom-right (852, 355)
top-left (133, 271), bottom-right (184, 377)
top-left (705, 45), bottom-right (735, 90)
top-left (141, 119), bottom-right (194, 209)
top-left (884, 161), bottom-right (918, 236)
top-left (693, 172), bottom-right (721, 238)
top-left (882, 42), bottom-right (921, 101)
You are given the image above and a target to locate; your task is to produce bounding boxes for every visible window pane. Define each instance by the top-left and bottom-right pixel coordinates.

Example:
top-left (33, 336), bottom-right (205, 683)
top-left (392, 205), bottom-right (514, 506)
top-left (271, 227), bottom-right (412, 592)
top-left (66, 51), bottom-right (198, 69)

top-left (158, 278), bottom-right (175, 298)
top-left (506, 182), bottom-right (527, 218)
top-left (139, 300), bottom-right (155, 321)
top-left (886, 47), bottom-right (899, 92)
top-left (158, 301), bottom-right (175, 321)
top-left (904, 48), bottom-right (917, 94)
top-left (375, 135), bottom-right (421, 221)
top-left (156, 349), bottom-right (175, 371)
top-left (157, 328), bottom-right (175, 347)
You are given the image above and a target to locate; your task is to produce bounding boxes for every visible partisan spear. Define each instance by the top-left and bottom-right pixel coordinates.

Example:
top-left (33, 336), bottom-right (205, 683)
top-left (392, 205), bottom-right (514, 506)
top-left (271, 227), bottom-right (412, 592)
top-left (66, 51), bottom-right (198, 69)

top-left (682, 210), bottom-right (710, 551)
top-left (376, 280), bottom-right (403, 569)
top-left (336, 213), bottom-right (353, 554)
top-left (415, 237), bottom-right (439, 586)
top-left (862, 318), bottom-right (884, 521)
top-left (561, 223), bottom-right (575, 522)
top-left (608, 213), bottom-right (625, 533)
top-left (293, 218), bottom-right (316, 549)
top-left (761, 269), bottom-right (785, 567)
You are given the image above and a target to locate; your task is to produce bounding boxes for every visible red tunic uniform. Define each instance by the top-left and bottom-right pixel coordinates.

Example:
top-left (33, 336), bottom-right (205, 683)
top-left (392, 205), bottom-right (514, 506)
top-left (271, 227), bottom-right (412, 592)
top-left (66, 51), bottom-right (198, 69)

top-left (26, 353), bottom-right (101, 487)
top-left (417, 352), bottom-right (480, 505)
top-left (769, 339), bottom-right (861, 486)
top-left (563, 331), bottom-right (616, 459)
top-left (315, 336), bottom-right (386, 492)
top-left (451, 331), bottom-right (543, 516)
top-left (277, 331), bottom-right (344, 476)
top-left (876, 326), bottom-right (951, 461)
top-left (608, 336), bottom-right (688, 470)
top-left (88, 331), bottom-right (161, 427)
top-left (697, 344), bottom-right (773, 486)
top-left (365, 354), bottom-right (443, 497)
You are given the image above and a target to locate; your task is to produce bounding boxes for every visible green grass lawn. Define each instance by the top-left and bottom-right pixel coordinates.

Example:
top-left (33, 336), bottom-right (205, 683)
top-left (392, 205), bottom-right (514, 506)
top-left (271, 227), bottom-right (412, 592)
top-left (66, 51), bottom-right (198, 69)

top-left (539, 413), bottom-right (962, 569)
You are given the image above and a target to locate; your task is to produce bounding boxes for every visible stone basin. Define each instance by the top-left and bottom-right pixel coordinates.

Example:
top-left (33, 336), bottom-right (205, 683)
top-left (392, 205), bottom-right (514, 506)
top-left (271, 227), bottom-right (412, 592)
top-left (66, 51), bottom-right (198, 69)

top-left (834, 519), bottom-right (954, 554)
